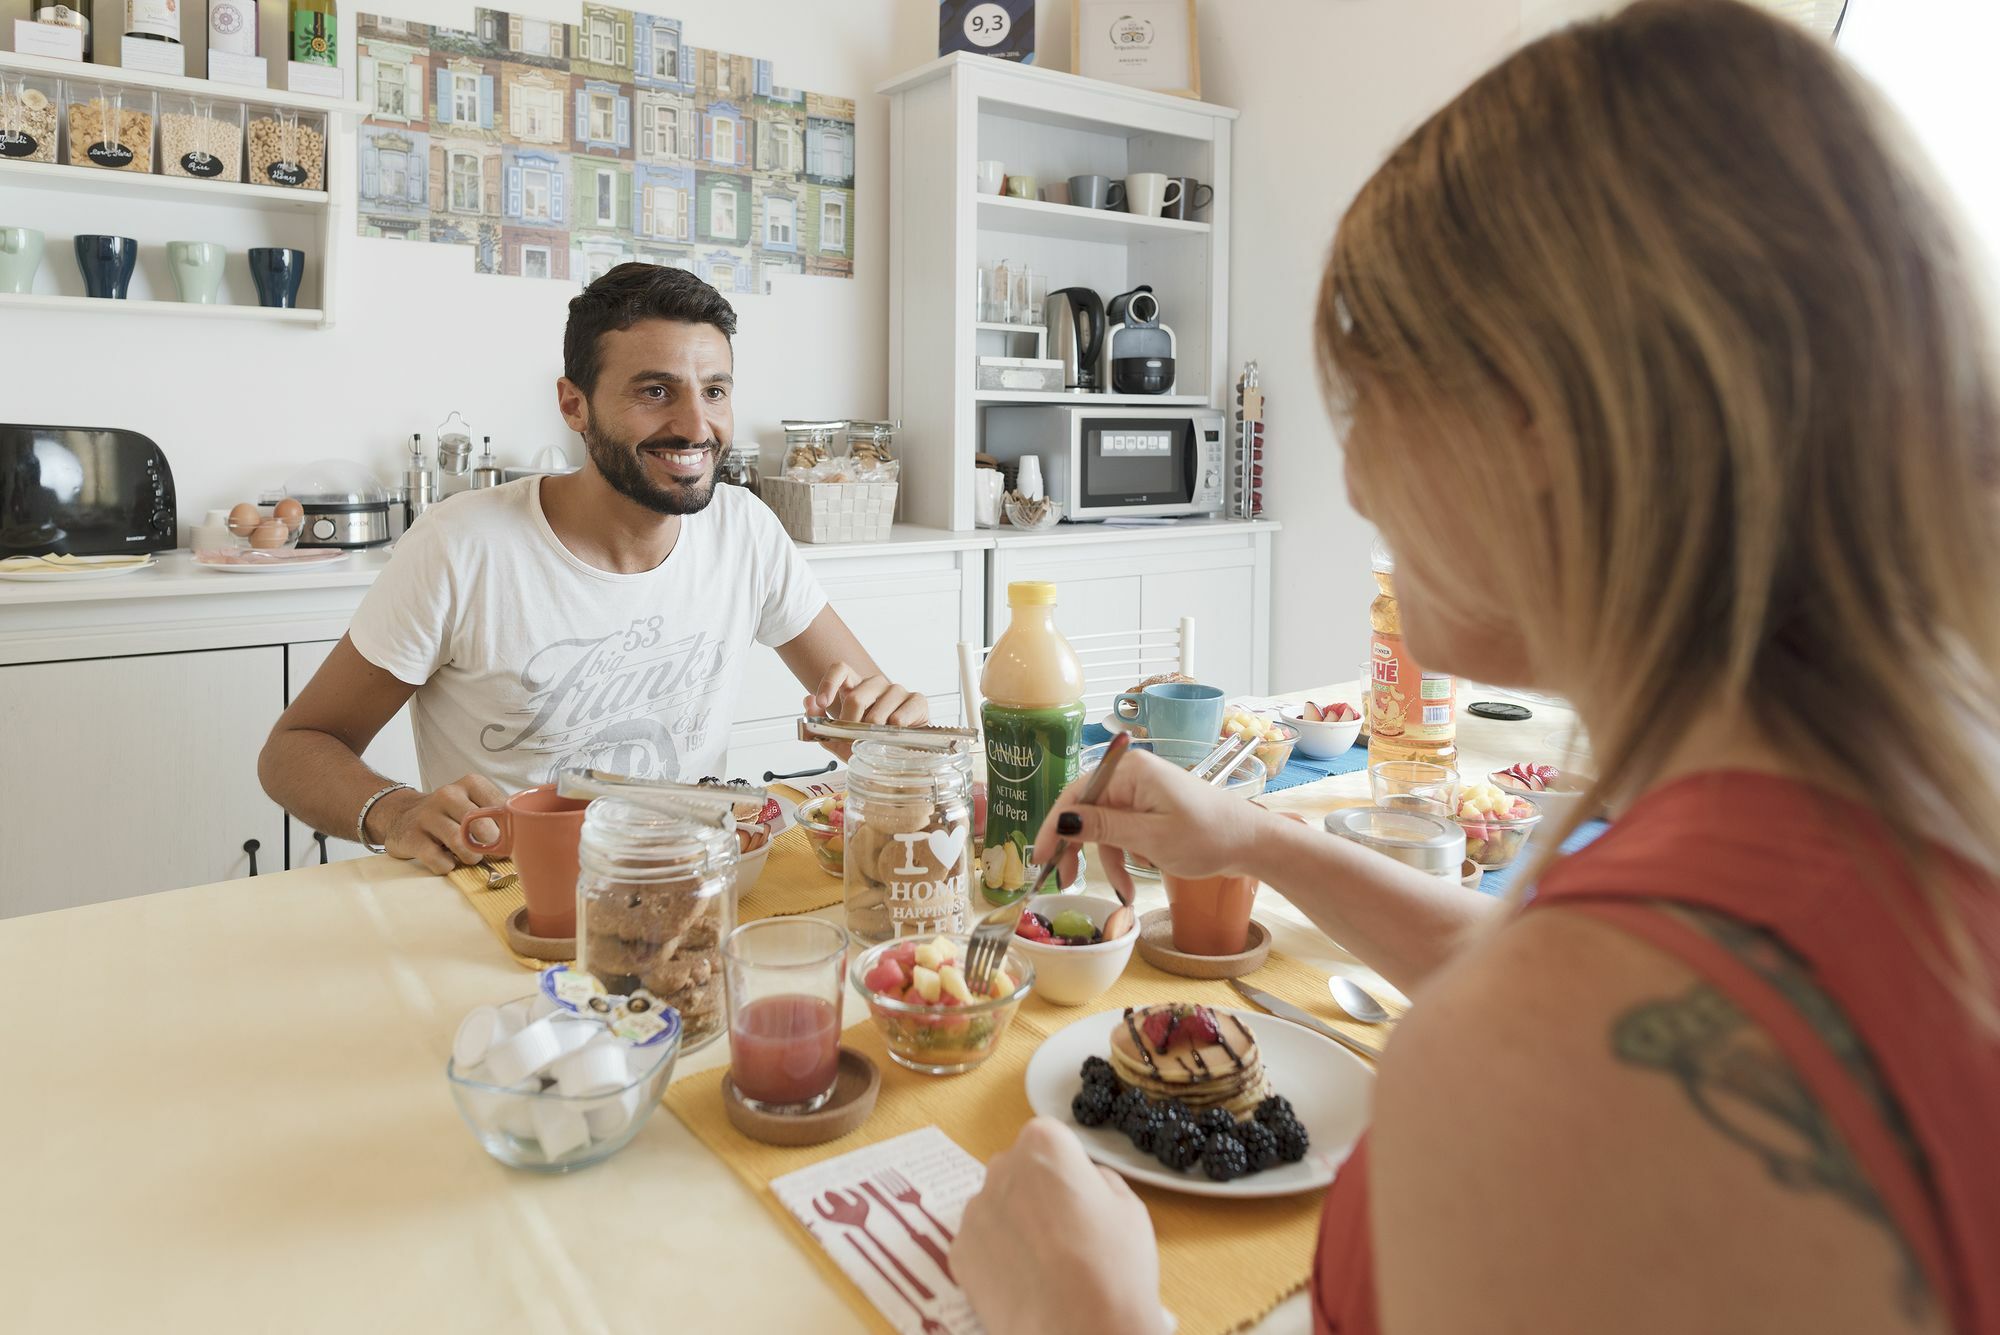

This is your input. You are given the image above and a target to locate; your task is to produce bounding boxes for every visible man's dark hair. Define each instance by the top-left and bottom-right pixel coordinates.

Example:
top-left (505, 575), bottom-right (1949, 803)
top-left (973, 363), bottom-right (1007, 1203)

top-left (563, 263), bottom-right (737, 394)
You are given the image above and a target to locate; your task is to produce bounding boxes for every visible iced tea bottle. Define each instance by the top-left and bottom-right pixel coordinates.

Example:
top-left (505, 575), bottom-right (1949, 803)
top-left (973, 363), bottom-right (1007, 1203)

top-left (1366, 539), bottom-right (1457, 767)
top-left (979, 581), bottom-right (1086, 903)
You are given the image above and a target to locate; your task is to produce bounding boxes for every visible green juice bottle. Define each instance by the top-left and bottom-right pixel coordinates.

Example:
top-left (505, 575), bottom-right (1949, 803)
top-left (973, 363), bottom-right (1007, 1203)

top-left (979, 581), bottom-right (1086, 904)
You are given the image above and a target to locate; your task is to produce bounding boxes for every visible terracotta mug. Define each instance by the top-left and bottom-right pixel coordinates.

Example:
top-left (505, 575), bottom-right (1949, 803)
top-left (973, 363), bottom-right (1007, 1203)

top-left (459, 786), bottom-right (589, 938)
top-left (1162, 871), bottom-right (1258, 956)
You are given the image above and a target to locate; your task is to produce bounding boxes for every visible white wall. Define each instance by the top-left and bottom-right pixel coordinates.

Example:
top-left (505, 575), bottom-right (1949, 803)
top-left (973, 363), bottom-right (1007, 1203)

top-left (1200, 0), bottom-right (1520, 689)
top-left (0, 0), bottom-right (935, 526)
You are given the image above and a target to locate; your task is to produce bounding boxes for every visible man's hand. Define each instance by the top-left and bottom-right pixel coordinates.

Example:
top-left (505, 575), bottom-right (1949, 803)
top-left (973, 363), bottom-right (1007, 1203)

top-left (804, 662), bottom-right (930, 757)
top-left (366, 774), bottom-right (511, 875)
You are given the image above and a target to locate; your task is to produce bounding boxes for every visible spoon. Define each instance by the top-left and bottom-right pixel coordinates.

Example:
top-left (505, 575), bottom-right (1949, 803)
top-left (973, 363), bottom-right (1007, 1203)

top-left (1327, 975), bottom-right (1392, 1024)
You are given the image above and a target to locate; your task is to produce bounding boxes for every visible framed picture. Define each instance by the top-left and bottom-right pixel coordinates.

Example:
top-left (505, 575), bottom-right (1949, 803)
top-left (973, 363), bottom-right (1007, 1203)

top-left (1073, 0), bottom-right (1200, 99)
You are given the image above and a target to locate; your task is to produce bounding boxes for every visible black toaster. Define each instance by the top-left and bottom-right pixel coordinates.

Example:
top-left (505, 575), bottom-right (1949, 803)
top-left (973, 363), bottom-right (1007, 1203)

top-left (0, 424), bottom-right (177, 557)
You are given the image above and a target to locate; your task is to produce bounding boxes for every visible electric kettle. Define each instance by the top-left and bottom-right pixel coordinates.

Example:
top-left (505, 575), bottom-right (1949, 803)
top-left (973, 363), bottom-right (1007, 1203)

top-left (1045, 287), bottom-right (1106, 391)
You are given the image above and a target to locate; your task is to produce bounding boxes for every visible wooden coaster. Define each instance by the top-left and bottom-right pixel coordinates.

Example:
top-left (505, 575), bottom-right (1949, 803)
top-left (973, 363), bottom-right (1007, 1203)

top-left (1135, 909), bottom-right (1273, 979)
top-left (503, 905), bottom-right (575, 962)
top-left (723, 1046), bottom-right (881, 1147)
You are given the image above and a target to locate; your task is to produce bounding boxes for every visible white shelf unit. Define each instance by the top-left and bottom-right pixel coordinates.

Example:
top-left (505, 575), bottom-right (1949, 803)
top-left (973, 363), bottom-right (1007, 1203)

top-left (0, 45), bottom-right (356, 328)
top-left (880, 53), bottom-right (1237, 531)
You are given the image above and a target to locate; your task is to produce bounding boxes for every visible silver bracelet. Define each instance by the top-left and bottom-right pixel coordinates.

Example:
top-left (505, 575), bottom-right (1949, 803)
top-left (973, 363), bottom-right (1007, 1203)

top-left (356, 781), bottom-right (413, 854)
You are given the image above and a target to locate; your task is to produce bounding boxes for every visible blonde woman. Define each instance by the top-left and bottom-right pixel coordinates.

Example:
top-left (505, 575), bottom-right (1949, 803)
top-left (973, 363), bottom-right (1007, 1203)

top-left (951, 2), bottom-right (2000, 1332)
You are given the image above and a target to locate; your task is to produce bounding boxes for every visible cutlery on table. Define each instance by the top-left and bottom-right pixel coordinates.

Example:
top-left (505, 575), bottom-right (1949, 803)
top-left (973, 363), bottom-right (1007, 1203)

top-left (816, 1190), bottom-right (935, 1300)
top-left (1192, 730), bottom-right (1258, 786)
top-left (845, 1235), bottom-right (952, 1335)
top-left (964, 732), bottom-right (1131, 992)
top-left (1327, 976), bottom-right (1392, 1024)
top-left (1229, 979), bottom-right (1385, 1061)
top-left (879, 1168), bottom-right (956, 1243)
top-left (862, 1180), bottom-right (954, 1281)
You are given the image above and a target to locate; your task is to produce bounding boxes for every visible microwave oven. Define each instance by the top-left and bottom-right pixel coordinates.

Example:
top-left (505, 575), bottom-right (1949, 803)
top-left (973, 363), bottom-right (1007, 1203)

top-left (982, 405), bottom-right (1227, 521)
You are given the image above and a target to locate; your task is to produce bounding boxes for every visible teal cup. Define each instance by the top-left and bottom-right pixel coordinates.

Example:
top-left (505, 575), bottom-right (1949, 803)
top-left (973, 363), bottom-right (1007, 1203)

top-left (1113, 681), bottom-right (1226, 744)
top-left (0, 227), bottom-right (44, 294)
top-left (167, 241), bottom-right (226, 304)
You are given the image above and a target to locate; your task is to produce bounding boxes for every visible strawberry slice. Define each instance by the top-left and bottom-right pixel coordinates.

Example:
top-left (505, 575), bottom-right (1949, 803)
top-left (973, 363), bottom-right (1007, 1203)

top-left (1142, 1010), bottom-right (1175, 1050)
top-left (1179, 1006), bottom-right (1221, 1047)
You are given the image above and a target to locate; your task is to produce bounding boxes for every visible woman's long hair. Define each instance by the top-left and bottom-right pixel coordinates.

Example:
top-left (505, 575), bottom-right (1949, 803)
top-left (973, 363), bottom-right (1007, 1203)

top-left (1317, 0), bottom-right (2000, 1019)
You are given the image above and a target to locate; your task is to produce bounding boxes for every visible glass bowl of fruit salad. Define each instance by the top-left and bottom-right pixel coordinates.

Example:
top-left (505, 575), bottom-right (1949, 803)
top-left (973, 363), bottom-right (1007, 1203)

top-left (1490, 762), bottom-right (1594, 826)
top-left (1283, 699), bottom-right (1365, 760)
top-left (795, 793), bottom-right (846, 877)
top-left (1011, 893), bottom-right (1139, 1006)
top-left (1221, 708), bottom-right (1298, 777)
top-left (1452, 782), bottom-right (1544, 869)
top-left (853, 933), bottom-right (1036, 1075)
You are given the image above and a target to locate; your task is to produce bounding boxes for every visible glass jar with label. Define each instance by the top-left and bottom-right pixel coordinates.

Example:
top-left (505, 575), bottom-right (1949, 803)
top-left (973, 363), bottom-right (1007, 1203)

top-left (1366, 537), bottom-right (1458, 767)
top-left (576, 798), bottom-right (739, 1053)
top-left (0, 72), bottom-right (60, 165)
top-left (844, 743), bottom-right (974, 946)
top-left (67, 85), bottom-right (156, 173)
top-left (159, 94), bottom-right (243, 181)
top-left (247, 107), bottom-right (326, 189)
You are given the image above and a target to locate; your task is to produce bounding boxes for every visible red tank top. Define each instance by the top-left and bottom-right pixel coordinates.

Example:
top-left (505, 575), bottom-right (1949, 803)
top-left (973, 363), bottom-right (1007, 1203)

top-left (1312, 772), bottom-right (2000, 1333)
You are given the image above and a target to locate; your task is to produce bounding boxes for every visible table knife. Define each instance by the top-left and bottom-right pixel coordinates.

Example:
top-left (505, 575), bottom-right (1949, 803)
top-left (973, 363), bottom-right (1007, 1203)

top-left (1229, 980), bottom-right (1385, 1061)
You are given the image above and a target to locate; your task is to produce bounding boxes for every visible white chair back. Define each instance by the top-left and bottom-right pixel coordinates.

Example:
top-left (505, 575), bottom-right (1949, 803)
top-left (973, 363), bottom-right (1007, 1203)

top-left (957, 616), bottom-right (1195, 740)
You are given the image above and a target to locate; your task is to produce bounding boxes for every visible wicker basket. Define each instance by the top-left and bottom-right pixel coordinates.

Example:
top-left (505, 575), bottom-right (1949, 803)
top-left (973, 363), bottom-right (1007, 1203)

top-left (760, 476), bottom-right (899, 544)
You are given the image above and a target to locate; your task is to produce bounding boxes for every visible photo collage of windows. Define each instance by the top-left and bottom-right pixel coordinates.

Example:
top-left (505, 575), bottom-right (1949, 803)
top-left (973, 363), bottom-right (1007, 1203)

top-left (355, 7), bottom-right (857, 294)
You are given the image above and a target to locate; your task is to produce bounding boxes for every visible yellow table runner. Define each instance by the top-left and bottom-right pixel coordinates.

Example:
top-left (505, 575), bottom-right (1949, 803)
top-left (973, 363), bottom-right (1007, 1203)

top-left (665, 948), bottom-right (1402, 1335)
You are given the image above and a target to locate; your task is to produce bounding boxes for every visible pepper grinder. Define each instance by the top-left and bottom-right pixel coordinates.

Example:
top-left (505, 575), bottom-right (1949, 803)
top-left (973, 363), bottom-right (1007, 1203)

top-left (403, 431), bottom-right (437, 527)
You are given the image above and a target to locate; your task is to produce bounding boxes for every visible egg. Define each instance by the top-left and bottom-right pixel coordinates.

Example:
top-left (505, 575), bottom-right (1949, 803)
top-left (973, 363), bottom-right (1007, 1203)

top-left (227, 502), bottom-right (263, 537)
top-left (250, 520), bottom-right (290, 549)
top-left (273, 497), bottom-right (304, 525)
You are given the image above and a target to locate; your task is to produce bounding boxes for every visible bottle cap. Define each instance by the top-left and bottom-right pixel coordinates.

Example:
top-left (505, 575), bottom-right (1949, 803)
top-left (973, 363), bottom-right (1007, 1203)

top-left (1371, 536), bottom-right (1395, 574)
top-left (1008, 580), bottom-right (1057, 606)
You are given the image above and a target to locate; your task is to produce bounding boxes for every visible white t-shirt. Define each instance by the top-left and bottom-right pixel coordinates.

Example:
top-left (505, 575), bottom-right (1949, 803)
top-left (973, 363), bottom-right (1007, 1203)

top-left (348, 477), bottom-right (826, 793)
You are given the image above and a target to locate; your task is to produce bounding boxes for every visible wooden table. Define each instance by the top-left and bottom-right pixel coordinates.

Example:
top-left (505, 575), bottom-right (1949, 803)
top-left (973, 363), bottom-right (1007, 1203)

top-left (0, 684), bottom-right (1576, 1332)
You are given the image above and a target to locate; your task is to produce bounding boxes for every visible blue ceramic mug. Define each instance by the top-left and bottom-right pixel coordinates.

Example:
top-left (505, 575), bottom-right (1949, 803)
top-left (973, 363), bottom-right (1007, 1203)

top-left (73, 234), bottom-right (137, 299)
top-left (1113, 681), bottom-right (1225, 745)
top-left (247, 247), bottom-right (305, 308)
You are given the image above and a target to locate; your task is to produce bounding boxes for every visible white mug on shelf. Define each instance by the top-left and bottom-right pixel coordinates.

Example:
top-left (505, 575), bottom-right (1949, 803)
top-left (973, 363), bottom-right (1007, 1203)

top-left (1124, 172), bottom-right (1184, 219)
top-left (973, 469), bottom-right (1004, 528)
top-left (976, 160), bottom-right (1006, 195)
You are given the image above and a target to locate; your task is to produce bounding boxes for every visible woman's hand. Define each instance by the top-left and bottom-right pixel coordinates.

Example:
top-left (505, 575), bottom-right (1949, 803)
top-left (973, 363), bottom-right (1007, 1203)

top-left (953, 1119), bottom-right (1169, 1335)
top-left (1032, 747), bottom-right (1275, 904)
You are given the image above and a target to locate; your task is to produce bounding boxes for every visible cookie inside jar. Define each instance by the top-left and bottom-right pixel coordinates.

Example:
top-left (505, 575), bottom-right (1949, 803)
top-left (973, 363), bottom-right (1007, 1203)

top-left (843, 742), bottom-right (974, 946)
top-left (576, 798), bottom-right (739, 1053)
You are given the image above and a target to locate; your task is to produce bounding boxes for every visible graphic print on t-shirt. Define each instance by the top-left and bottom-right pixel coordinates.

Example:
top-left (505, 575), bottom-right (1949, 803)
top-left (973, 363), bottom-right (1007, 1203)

top-left (478, 615), bottom-right (730, 784)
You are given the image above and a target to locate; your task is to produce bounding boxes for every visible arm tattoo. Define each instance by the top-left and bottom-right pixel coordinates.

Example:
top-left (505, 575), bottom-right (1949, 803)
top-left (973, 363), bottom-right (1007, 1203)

top-left (1612, 984), bottom-right (1929, 1319)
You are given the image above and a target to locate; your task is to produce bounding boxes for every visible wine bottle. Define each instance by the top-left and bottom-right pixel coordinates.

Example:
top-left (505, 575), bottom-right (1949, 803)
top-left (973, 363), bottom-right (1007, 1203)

top-left (207, 0), bottom-right (256, 55)
top-left (125, 0), bottom-right (180, 43)
top-left (288, 0), bottom-right (334, 66)
top-left (30, 2), bottom-right (93, 59)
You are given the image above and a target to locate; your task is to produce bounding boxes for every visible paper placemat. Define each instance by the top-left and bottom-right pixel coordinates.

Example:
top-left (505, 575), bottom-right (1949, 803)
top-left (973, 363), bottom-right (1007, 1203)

top-left (665, 946), bottom-right (1401, 1335)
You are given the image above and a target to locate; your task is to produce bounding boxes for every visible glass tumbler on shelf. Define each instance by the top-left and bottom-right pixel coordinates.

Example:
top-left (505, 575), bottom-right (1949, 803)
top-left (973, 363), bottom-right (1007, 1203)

top-left (985, 259), bottom-right (1016, 324)
top-left (723, 918), bottom-right (848, 1115)
top-left (575, 798), bottom-right (739, 1053)
top-left (1020, 271), bottom-right (1048, 327)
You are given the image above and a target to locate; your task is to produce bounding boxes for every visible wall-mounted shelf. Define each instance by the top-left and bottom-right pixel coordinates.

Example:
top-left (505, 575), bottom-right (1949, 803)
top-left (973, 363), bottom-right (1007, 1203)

top-left (974, 390), bottom-right (1210, 406)
top-left (0, 291), bottom-right (322, 324)
top-left (0, 49), bottom-right (360, 114)
top-left (0, 159), bottom-right (330, 212)
top-left (976, 195), bottom-right (1210, 244)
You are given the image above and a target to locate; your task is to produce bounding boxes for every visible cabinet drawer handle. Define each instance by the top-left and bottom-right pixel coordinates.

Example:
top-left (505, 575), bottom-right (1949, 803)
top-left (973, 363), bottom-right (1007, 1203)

top-left (244, 838), bottom-right (261, 877)
top-left (314, 832), bottom-right (329, 865)
top-left (764, 761), bottom-right (838, 782)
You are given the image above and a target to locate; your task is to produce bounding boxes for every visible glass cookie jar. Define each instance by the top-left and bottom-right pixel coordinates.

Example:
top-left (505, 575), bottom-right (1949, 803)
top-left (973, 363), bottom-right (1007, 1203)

top-left (576, 799), bottom-right (738, 1053)
top-left (843, 743), bottom-right (974, 946)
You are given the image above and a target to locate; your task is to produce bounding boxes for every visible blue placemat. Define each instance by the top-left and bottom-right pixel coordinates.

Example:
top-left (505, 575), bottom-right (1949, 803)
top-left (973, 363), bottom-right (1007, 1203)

top-left (1477, 818), bottom-right (1611, 897)
top-left (1079, 723), bottom-right (1371, 793)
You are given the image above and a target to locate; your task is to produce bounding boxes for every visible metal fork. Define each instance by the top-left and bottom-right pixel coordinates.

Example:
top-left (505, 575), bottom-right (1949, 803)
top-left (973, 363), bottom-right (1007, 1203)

top-left (963, 732), bottom-right (1131, 993)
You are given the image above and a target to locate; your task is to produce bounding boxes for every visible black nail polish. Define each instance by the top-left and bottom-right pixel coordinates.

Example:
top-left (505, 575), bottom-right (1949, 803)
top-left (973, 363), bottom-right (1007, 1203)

top-left (1057, 812), bottom-right (1082, 836)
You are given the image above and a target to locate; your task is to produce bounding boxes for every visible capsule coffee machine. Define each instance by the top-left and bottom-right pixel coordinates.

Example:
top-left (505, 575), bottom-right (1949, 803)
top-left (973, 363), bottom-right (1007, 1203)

top-left (1101, 285), bottom-right (1176, 395)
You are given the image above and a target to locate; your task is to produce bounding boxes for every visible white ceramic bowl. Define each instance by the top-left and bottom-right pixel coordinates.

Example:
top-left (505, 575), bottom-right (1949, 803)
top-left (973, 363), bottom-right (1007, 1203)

top-left (734, 828), bottom-right (773, 891)
top-left (1283, 706), bottom-right (1364, 760)
top-left (1007, 892), bottom-right (1138, 1006)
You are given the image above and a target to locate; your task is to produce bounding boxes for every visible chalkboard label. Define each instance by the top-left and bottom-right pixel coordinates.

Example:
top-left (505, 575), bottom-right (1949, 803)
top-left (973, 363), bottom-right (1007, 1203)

top-left (87, 141), bottom-right (135, 168)
top-left (181, 151), bottom-right (224, 178)
top-left (268, 159), bottom-right (307, 187)
top-left (0, 131), bottom-right (38, 158)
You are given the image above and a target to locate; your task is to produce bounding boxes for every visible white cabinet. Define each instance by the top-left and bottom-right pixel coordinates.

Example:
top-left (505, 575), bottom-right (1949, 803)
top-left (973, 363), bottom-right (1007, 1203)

top-left (987, 523), bottom-right (1274, 712)
top-left (283, 639), bottom-right (421, 869)
top-left (0, 648), bottom-right (289, 917)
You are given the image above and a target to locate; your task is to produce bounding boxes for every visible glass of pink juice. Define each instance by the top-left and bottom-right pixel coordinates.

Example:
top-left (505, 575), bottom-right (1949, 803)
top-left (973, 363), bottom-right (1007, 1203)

top-left (723, 918), bottom-right (848, 1114)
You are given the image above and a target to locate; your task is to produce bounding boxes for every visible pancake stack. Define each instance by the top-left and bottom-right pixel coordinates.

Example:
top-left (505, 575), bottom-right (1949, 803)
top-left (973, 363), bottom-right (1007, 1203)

top-left (1109, 1004), bottom-right (1270, 1117)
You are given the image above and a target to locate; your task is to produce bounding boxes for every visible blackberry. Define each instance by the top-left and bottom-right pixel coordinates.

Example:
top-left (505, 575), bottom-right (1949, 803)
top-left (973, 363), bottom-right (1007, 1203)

top-left (1080, 1057), bottom-right (1117, 1089)
top-left (1112, 1087), bottom-right (1149, 1120)
top-left (1254, 1095), bottom-right (1295, 1127)
top-left (1153, 1122), bottom-right (1207, 1172)
top-left (1072, 1083), bottom-right (1117, 1128)
top-left (1196, 1107), bottom-right (1238, 1138)
top-left (1201, 1134), bottom-right (1251, 1182)
top-left (1123, 1110), bottom-right (1169, 1154)
top-left (1272, 1120), bottom-right (1311, 1164)
top-left (1240, 1122), bottom-right (1281, 1172)
top-left (1159, 1099), bottom-right (1193, 1126)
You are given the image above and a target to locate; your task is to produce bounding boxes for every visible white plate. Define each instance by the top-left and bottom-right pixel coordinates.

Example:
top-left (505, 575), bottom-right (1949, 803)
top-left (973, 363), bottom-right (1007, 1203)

top-left (1024, 1005), bottom-right (1373, 1198)
top-left (0, 555), bottom-right (157, 582)
top-left (192, 551), bottom-right (349, 573)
